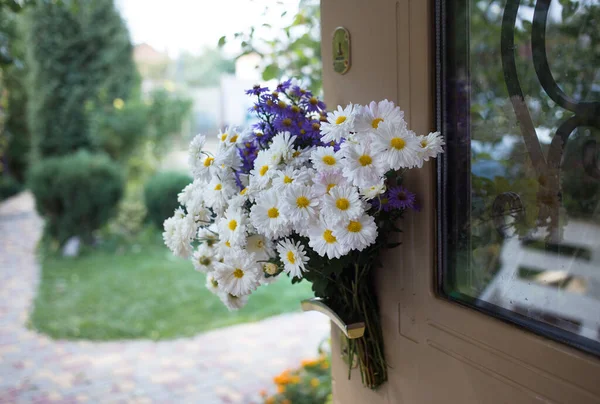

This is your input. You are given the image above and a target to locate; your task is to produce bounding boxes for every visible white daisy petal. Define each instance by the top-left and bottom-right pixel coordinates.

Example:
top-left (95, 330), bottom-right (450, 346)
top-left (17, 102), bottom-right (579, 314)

top-left (320, 104), bottom-right (356, 143)
top-left (372, 120), bottom-right (420, 171)
top-left (321, 185), bottom-right (364, 223)
top-left (213, 249), bottom-right (261, 296)
top-left (333, 214), bottom-right (378, 252)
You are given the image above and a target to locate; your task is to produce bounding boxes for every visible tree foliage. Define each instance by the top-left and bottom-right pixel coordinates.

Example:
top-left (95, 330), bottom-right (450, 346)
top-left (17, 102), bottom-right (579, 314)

top-left (219, 0), bottom-right (322, 94)
top-left (24, 0), bottom-right (138, 159)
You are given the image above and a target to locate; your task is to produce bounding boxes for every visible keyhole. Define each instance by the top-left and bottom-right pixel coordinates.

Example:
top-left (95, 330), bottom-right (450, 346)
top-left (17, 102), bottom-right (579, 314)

top-left (337, 41), bottom-right (343, 56)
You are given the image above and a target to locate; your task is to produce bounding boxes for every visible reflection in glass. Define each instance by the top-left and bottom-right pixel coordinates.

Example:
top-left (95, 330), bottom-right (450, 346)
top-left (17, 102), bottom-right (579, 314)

top-left (442, 0), bottom-right (600, 350)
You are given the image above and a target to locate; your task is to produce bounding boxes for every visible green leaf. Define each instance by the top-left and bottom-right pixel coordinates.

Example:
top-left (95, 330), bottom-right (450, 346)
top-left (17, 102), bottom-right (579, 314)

top-left (217, 36), bottom-right (226, 47)
top-left (262, 63), bottom-right (280, 81)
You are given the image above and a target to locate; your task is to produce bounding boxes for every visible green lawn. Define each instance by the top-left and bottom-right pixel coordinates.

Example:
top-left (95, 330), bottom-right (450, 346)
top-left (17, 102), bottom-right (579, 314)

top-left (30, 232), bottom-right (314, 340)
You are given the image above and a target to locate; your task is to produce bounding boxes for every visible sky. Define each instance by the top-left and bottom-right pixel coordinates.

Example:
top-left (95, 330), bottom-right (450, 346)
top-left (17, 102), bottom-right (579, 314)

top-left (116, 0), bottom-right (300, 57)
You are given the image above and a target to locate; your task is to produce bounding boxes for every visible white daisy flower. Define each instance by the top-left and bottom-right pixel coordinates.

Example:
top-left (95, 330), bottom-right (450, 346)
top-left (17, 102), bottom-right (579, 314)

top-left (188, 134), bottom-right (206, 169)
top-left (204, 175), bottom-right (237, 213)
top-left (320, 104), bottom-right (356, 143)
top-left (162, 208), bottom-right (197, 258)
top-left (192, 243), bottom-right (218, 273)
top-left (276, 239), bottom-right (309, 278)
top-left (216, 236), bottom-right (235, 258)
top-left (310, 146), bottom-right (343, 172)
top-left (321, 185), bottom-right (364, 223)
top-left (192, 151), bottom-right (219, 181)
top-left (281, 184), bottom-right (320, 225)
top-left (213, 249), bottom-right (261, 296)
top-left (415, 131), bottom-right (445, 167)
top-left (372, 120), bottom-right (420, 170)
top-left (271, 167), bottom-right (311, 192)
top-left (289, 146), bottom-right (314, 168)
top-left (246, 234), bottom-right (276, 261)
top-left (214, 145), bottom-right (242, 171)
top-left (360, 179), bottom-right (386, 200)
top-left (197, 225), bottom-right (219, 248)
top-left (333, 214), bottom-right (378, 252)
top-left (205, 273), bottom-right (221, 295)
top-left (249, 149), bottom-right (278, 190)
top-left (269, 131), bottom-right (296, 163)
top-left (307, 218), bottom-right (350, 259)
top-left (340, 142), bottom-right (386, 188)
top-left (353, 100), bottom-right (405, 134)
top-left (217, 126), bottom-right (242, 148)
top-left (219, 293), bottom-right (249, 311)
top-left (249, 189), bottom-right (291, 239)
top-left (313, 169), bottom-right (348, 196)
top-left (217, 206), bottom-right (248, 247)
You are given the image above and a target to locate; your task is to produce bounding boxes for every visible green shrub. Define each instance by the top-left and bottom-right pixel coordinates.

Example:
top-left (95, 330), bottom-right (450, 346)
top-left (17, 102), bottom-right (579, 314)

top-left (0, 174), bottom-right (23, 201)
top-left (144, 171), bottom-right (192, 228)
top-left (28, 151), bottom-right (124, 244)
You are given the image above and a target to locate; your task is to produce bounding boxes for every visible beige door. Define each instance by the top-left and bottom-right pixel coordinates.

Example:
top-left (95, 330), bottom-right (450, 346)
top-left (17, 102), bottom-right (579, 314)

top-left (321, 0), bottom-right (600, 403)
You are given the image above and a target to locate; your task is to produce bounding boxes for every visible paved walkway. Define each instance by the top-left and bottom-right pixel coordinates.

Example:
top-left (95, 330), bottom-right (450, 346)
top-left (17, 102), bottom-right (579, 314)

top-left (0, 193), bottom-right (330, 403)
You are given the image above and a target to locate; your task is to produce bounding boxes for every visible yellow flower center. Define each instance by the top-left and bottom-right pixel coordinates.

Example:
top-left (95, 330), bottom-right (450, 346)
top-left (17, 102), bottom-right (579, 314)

top-left (336, 198), bottom-right (350, 211)
top-left (296, 196), bottom-right (310, 208)
top-left (225, 240), bottom-right (231, 247)
top-left (210, 278), bottom-right (218, 287)
top-left (257, 240), bottom-right (264, 248)
top-left (240, 188), bottom-right (247, 195)
top-left (282, 118), bottom-right (292, 127)
top-left (283, 175), bottom-right (294, 184)
top-left (214, 183), bottom-right (222, 191)
top-left (292, 150), bottom-right (301, 158)
top-left (390, 137), bottom-right (406, 150)
top-left (322, 155), bottom-right (336, 166)
top-left (372, 117), bottom-right (384, 128)
top-left (267, 207), bottom-right (279, 218)
top-left (358, 155), bottom-right (372, 166)
top-left (335, 116), bottom-right (347, 125)
top-left (228, 220), bottom-right (237, 231)
top-left (291, 105), bottom-right (300, 113)
top-left (199, 256), bottom-right (211, 266)
top-left (323, 230), bottom-right (337, 243)
top-left (326, 183), bottom-right (336, 193)
top-left (259, 165), bottom-right (269, 176)
top-left (229, 134), bottom-right (238, 143)
top-left (233, 268), bottom-right (244, 278)
top-left (286, 251), bottom-right (296, 264)
top-left (278, 100), bottom-right (287, 108)
top-left (204, 156), bottom-right (214, 167)
top-left (347, 220), bottom-right (362, 233)
top-left (221, 134), bottom-right (228, 141)
top-left (309, 97), bottom-right (318, 105)
top-left (420, 140), bottom-right (428, 148)
top-left (312, 122), bottom-right (321, 130)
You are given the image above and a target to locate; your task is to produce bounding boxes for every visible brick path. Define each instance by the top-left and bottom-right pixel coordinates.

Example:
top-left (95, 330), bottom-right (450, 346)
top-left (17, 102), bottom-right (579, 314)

top-left (0, 193), bottom-right (330, 403)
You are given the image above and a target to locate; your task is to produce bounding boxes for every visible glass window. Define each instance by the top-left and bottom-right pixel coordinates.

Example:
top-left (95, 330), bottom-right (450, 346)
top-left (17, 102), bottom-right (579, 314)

top-left (438, 0), bottom-right (600, 355)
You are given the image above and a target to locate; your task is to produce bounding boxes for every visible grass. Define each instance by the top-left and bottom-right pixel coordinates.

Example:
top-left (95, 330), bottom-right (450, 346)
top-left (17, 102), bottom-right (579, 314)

top-left (30, 231), bottom-right (314, 341)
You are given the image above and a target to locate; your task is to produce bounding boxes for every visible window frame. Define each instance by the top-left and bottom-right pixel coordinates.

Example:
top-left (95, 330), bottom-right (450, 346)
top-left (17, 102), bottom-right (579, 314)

top-left (434, 0), bottom-right (600, 358)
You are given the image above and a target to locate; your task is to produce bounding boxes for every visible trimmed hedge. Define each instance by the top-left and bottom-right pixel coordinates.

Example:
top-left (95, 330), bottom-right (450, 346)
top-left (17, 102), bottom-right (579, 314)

top-left (144, 171), bottom-right (192, 228)
top-left (0, 175), bottom-right (23, 201)
top-left (28, 151), bottom-right (124, 244)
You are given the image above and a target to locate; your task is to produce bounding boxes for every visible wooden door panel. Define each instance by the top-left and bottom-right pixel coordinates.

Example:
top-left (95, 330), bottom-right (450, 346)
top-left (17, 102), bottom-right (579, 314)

top-left (321, 0), bottom-right (600, 403)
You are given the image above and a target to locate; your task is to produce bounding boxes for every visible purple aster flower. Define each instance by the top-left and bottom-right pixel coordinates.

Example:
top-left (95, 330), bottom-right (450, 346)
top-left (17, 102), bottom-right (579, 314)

top-left (388, 186), bottom-right (417, 210)
top-left (301, 95), bottom-right (326, 113)
top-left (371, 193), bottom-right (393, 212)
top-left (245, 84), bottom-right (269, 96)
top-left (273, 115), bottom-right (296, 132)
top-left (276, 79), bottom-right (293, 92)
top-left (239, 141), bottom-right (259, 173)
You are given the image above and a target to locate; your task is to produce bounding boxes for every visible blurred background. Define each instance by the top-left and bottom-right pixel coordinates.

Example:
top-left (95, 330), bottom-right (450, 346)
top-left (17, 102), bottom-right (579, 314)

top-left (0, 0), bottom-right (331, 403)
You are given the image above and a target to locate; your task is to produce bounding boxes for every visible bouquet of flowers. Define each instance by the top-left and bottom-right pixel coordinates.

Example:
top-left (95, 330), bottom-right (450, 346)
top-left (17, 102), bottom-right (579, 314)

top-left (163, 79), bottom-right (443, 389)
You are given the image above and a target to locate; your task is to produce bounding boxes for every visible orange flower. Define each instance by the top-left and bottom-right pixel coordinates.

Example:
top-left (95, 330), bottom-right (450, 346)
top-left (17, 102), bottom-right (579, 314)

top-left (277, 384), bottom-right (286, 394)
top-left (290, 376), bottom-right (301, 384)
top-left (265, 397), bottom-right (275, 404)
top-left (282, 400), bottom-right (292, 404)
top-left (259, 389), bottom-right (268, 397)
top-left (301, 358), bottom-right (320, 368)
top-left (310, 378), bottom-right (320, 388)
